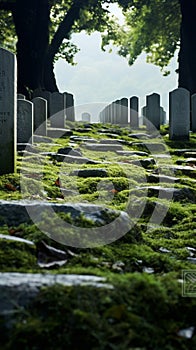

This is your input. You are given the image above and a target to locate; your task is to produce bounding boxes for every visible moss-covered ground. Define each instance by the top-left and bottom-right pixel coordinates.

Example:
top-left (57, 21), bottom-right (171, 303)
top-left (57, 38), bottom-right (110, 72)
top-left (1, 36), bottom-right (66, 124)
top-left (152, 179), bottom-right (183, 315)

top-left (0, 123), bottom-right (196, 349)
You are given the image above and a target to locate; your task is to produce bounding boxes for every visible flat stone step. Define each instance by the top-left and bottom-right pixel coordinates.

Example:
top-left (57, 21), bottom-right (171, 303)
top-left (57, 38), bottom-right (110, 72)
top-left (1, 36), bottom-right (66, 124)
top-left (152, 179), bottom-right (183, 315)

top-left (70, 168), bottom-right (108, 178)
top-left (0, 273), bottom-right (112, 316)
top-left (147, 174), bottom-right (180, 183)
top-left (116, 150), bottom-right (149, 157)
top-left (53, 154), bottom-right (99, 164)
top-left (81, 143), bottom-right (123, 152)
top-left (130, 186), bottom-right (196, 202)
top-left (47, 128), bottom-right (73, 138)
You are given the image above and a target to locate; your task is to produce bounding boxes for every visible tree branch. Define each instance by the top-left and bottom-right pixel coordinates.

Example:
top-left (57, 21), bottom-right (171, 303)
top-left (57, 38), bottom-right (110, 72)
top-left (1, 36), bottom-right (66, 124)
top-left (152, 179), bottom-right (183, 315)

top-left (47, 0), bottom-right (99, 61)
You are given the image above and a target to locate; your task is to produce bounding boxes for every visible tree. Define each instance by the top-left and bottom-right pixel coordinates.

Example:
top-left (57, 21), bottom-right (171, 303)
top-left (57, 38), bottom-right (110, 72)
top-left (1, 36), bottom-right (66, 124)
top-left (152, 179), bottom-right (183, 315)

top-left (0, 0), bottom-right (117, 96)
top-left (102, 0), bottom-right (196, 95)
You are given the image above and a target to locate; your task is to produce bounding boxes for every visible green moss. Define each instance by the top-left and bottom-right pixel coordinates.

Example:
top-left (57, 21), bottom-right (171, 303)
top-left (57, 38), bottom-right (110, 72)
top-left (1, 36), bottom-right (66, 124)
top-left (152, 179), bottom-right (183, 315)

top-left (0, 238), bottom-right (37, 270)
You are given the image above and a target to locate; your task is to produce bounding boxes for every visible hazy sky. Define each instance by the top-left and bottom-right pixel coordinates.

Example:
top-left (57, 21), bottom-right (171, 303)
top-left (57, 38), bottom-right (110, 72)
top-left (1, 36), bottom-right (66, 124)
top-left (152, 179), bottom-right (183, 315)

top-left (54, 5), bottom-right (178, 121)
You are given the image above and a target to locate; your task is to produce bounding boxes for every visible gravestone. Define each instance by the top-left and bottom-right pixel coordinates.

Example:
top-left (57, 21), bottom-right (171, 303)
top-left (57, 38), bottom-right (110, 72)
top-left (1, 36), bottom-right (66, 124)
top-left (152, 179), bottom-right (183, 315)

top-left (146, 93), bottom-right (161, 130)
top-left (0, 48), bottom-right (17, 174)
top-left (191, 93), bottom-right (196, 132)
top-left (50, 92), bottom-right (65, 128)
top-left (160, 107), bottom-right (167, 125)
top-left (17, 99), bottom-right (33, 144)
top-left (120, 98), bottom-right (128, 125)
top-left (17, 94), bottom-right (25, 100)
top-left (130, 96), bottom-right (139, 128)
top-left (32, 97), bottom-right (47, 136)
top-left (169, 88), bottom-right (190, 140)
top-left (64, 92), bottom-right (75, 122)
top-left (82, 112), bottom-right (91, 122)
top-left (115, 100), bottom-right (121, 124)
top-left (33, 89), bottom-right (51, 118)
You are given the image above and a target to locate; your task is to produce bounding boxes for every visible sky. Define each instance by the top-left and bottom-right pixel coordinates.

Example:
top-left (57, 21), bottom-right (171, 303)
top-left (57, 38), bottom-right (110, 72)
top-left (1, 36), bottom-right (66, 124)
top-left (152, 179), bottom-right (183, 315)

top-left (54, 4), bottom-right (178, 122)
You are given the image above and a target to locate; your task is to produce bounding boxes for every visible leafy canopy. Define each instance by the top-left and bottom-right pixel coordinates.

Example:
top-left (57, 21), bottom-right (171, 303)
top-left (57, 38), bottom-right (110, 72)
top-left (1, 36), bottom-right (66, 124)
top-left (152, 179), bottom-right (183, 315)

top-left (102, 0), bottom-right (181, 75)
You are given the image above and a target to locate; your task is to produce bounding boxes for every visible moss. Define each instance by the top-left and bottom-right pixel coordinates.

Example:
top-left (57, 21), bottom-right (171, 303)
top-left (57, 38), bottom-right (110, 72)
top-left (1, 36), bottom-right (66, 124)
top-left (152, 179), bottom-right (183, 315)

top-left (0, 237), bottom-right (37, 270)
top-left (2, 273), bottom-right (196, 350)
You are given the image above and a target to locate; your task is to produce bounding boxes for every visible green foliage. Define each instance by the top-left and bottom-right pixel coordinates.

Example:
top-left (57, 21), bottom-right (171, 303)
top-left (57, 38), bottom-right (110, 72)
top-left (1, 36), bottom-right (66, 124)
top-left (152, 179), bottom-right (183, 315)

top-left (102, 0), bottom-right (181, 74)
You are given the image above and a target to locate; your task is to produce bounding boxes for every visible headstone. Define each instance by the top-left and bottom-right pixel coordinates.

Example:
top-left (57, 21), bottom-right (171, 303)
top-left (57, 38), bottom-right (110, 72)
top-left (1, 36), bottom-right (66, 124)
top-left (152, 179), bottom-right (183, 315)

top-left (146, 93), bottom-right (161, 130)
top-left (130, 96), bottom-right (139, 128)
top-left (111, 102), bottom-right (115, 124)
top-left (120, 98), bottom-right (128, 125)
top-left (33, 89), bottom-right (51, 118)
top-left (64, 92), bottom-right (75, 122)
top-left (191, 93), bottom-right (196, 132)
top-left (169, 88), bottom-right (190, 140)
top-left (32, 97), bottom-right (47, 136)
top-left (17, 94), bottom-right (25, 100)
top-left (82, 112), bottom-right (91, 122)
top-left (17, 99), bottom-right (33, 144)
top-left (160, 107), bottom-right (167, 125)
top-left (0, 48), bottom-right (17, 174)
top-left (115, 100), bottom-right (121, 124)
top-left (50, 92), bottom-right (65, 128)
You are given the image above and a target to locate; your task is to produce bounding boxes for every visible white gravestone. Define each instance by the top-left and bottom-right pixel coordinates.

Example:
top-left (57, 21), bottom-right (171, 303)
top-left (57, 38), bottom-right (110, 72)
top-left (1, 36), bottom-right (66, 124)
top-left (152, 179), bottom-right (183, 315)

top-left (146, 93), bottom-right (161, 130)
top-left (169, 88), bottom-right (190, 140)
top-left (82, 112), bottom-right (91, 122)
top-left (130, 96), bottom-right (139, 128)
top-left (50, 92), bottom-right (65, 128)
top-left (0, 48), bottom-right (17, 174)
top-left (191, 93), bottom-right (196, 132)
top-left (17, 99), bottom-right (33, 144)
top-left (32, 97), bottom-right (47, 136)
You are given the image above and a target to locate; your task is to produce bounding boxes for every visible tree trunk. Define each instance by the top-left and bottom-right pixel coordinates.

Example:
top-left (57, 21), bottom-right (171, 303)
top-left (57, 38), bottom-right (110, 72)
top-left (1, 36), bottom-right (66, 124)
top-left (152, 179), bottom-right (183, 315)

top-left (178, 0), bottom-right (196, 95)
top-left (12, 0), bottom-right (51, 97)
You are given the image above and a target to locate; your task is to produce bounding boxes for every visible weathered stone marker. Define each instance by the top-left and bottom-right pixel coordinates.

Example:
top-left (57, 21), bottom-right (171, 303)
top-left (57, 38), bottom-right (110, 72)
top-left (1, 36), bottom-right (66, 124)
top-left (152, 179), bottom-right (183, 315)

top-left (17, 99), bottom-right (33, 144)
top-left (0, 48), bottom-right (17, 174)
top-left (130, 96), bottom-right (139, 128)
top-left (146, 93), bottom-right (161, 130)
top-left (50, 92), bottom-right (65, 128)
top-left (120, 98), bottom-right (128, 125)
top-left (160, 106), bottom-right (167, 125)
top-left (82, 112), bottom-right (91, 122)
top-left (17, 94), bottom-right (25, 100)
top-left (64, 92), bottom-right (75, 122)
top-left (32, 97), bottom-right (47, 136)
top-left (169, 88), bottom-right (190, 140)
top-left (191, 93), bottom-right (196, 132)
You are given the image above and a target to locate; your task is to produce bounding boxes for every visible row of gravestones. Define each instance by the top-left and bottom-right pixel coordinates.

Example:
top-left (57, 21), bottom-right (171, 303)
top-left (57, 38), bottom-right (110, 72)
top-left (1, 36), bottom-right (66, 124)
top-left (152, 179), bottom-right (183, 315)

top-left (0, 48), bottom-right (75, 175)
top-left (17, 91), bottom-right (75, 142)
top-left (99, 90), bottom-right (196, 139)
top-left (99, 94), bottom-right (167, 130)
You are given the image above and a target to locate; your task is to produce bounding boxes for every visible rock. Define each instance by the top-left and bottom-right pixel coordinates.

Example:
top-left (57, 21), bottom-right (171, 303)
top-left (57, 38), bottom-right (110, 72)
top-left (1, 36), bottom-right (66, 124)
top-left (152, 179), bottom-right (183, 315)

top-left (162, 165), bottom-right (196, 178)
top-left (132, 186), bottom-right (195, 202)
top-left (173, 149), bottom-right (196, 156)
top-left (0, 273), bottom-right (113, 321)
top-left (147, 174), bottom-right (180, 183)
top-left (70, 168), bottom-right (108, 178)
top-left (82, 143), bottom-right (123, 152)
top-left (70, 136), bottom-right (97, 143)
top-left (116, 150), bottom-right (149, 157)
top-left (184, 152), bottom-right (196, 158)
top-left (57, 147), bottom-right (82, 157)
top-left (128, 133), bottom-right (151, 139)
top-left (131, 158), bottom-right (156, 169)
top-left (73, 128), bottom-right (92, 133)
top-left (0, 201), bottom-right (134, 246)
top-left (53, 154), bottom-right (99, 164)
top-left (98, 139), bottom-right (122, 144)
top-left (17, 143), bottom-right (38, 153)
top-left (47, 128), bottom-right (73, 138)
top-left (33, 135), bottom-right (53, 143)
top-left (132, 142), bottom-right (166, 153)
